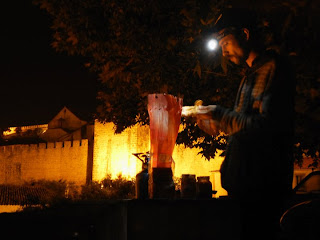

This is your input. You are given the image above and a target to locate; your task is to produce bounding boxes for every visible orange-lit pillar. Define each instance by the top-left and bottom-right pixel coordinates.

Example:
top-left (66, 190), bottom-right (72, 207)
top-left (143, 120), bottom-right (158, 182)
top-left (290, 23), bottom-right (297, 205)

top-left (147, 93), bottom-right (183, 198)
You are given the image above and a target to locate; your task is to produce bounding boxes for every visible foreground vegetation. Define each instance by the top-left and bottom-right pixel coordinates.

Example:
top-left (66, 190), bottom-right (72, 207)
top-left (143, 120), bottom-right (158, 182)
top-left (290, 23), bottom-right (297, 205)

top-left (19, 175), bottom-right (136, 210)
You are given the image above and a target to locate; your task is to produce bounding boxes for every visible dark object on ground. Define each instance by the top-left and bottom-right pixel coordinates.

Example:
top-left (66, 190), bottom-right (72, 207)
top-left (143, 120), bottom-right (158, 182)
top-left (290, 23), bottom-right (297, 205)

top-left (148, 168), bottom-right (175, 199)
top-left (135, 169), bottom-right (149, 199)
top-left (280, 171), bottom-right (320, 240)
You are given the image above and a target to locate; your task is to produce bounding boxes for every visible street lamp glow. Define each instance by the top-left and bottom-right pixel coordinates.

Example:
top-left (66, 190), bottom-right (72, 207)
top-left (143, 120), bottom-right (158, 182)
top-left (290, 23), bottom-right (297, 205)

top-left (207, 39), bottom-right (218, 51)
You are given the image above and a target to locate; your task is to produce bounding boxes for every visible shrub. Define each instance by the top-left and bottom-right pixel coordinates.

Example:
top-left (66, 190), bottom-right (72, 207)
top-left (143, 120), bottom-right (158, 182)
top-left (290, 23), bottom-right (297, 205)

top-left (23, 179), bottom-right (73, 207)
top-left (103, 174), bottom-right (135, 199)
top-left (80, 174), bottom-right (135, 200)
top-left (21, 175), bottom-right (136, 206)
top-left (80, 181), bottom-right (109, 201)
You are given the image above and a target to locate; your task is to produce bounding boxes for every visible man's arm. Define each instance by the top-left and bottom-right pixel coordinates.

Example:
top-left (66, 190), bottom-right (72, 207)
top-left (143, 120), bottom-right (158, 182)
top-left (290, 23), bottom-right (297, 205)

top-left (209, 57), bottom-right (294, 135)
top-left (210, 105), bottom-right (270, 135)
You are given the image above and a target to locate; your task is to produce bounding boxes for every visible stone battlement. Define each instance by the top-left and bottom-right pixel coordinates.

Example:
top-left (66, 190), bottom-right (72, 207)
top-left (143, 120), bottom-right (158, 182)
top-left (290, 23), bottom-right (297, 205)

top-left (0, 140), bottom-right (89, 185)
top-left (0, 140), bottom-right (87, 152)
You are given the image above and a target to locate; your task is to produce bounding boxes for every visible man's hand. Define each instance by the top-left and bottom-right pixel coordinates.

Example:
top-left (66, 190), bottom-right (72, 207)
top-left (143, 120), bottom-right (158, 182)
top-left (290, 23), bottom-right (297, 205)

top-left (195, 105), bottom-right (220, 135)
top-left (182, 103), bottom-right (219, 136)
top-left (196, 118), bottom-right (220, 136)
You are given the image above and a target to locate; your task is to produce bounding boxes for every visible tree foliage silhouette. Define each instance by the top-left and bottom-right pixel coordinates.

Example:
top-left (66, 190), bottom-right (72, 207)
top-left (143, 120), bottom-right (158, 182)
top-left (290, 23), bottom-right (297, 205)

top-left (34, 0), bottom-right (319, 164)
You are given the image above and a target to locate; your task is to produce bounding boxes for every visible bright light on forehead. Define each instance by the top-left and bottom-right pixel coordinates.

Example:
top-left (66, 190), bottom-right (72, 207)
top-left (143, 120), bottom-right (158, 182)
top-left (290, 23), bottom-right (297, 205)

top-left (207, 39), bottom-right (218, 51)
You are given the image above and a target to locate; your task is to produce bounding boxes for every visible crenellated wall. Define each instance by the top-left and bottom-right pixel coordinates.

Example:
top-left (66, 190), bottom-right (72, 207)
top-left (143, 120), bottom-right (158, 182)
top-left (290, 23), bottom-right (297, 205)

top-left (0, 140), bottom-right (88, 185)
top-left (0, 119), bottom-right (228, 197)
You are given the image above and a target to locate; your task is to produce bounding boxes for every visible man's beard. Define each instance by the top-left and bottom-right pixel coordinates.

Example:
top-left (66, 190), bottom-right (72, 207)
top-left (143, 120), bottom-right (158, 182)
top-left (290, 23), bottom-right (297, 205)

top-left (226, 53), bottom-right (248, 66)
top-left (225, 55), bottom-right (241, 65)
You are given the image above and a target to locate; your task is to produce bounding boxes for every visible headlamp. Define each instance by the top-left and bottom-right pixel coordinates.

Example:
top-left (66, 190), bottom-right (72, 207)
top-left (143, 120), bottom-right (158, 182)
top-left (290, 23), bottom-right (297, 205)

top-left (207, 39), bottom-right (218, 51)
top-left (206, 27), bottom-right (237, 51)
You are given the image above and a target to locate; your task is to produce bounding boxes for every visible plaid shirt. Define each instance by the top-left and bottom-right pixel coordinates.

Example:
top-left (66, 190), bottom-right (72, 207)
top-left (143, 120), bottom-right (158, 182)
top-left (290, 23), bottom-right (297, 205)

top-left (213, 50), bottom-right (295, 196)
top-left (213, 51), bottom-right (293, 135)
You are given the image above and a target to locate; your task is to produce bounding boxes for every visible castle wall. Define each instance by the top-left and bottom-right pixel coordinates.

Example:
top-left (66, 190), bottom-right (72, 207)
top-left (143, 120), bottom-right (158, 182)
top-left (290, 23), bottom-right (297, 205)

top-left (92, 122), bottom-right (149, 181)
top-left (92, 121), bottom-right (227, 196)
top-left (0, 140), bottom-right (88, 185)
top-left (1, 119), bottom-right (227, 196)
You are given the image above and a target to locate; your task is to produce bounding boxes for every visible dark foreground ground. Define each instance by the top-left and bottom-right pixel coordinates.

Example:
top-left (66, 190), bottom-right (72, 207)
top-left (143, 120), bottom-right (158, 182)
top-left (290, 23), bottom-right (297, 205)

top-left (1, 198), bottom-right (319, 240)
top-left (0, 199), bottom-right (241, 240)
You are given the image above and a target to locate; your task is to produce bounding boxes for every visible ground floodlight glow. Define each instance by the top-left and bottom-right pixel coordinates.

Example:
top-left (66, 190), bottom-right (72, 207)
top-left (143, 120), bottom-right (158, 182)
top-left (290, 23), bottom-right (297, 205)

top-left (207, 39), bottom-right (218, 51)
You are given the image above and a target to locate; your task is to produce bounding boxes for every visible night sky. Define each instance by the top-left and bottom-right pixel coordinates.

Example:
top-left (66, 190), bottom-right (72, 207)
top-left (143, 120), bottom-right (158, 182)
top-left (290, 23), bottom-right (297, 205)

top-left (0, 1), bottom-right (97, 127)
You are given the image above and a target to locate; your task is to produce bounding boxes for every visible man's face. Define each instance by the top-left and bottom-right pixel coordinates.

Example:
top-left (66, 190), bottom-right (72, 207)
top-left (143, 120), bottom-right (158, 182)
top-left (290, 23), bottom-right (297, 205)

top-left (218, 34), bottom-right (246, 65)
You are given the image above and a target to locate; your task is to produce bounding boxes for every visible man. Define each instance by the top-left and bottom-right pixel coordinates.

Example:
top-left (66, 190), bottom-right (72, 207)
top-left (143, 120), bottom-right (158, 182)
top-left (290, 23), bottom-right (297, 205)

top-left (185, 8), bottom-right (295, 239)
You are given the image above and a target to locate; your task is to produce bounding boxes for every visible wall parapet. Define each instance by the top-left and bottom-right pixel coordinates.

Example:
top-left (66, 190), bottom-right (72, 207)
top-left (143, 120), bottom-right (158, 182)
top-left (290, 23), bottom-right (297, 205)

top-left (0, 140), bottom-right (89, 185)
top-left (0, 140), bottom-right (88, 152)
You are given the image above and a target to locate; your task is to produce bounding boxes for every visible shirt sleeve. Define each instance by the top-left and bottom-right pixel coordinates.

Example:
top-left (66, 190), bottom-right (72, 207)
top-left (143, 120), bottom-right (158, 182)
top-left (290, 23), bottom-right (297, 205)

top-left (211, 105), bottom-right (269, 135)
top-left (211, 59), bottom-right (287, 135)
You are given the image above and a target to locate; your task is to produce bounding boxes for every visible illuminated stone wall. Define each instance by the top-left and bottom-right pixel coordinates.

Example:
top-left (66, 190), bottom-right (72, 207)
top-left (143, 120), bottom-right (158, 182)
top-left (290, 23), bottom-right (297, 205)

top-left (92, 122), bottom-right (149, 180)
top-left (92, 121), bottom-right (227, 196)
top-left (0, 119), bottom-right (228, 196)
top-left (0, 140), bottom-right (88, 185)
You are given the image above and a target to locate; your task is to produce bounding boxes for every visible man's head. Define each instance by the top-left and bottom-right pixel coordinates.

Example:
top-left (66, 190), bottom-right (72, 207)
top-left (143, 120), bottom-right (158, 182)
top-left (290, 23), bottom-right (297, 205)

top-left (218, 28), bottom-right (250, 65)
top-left (213, 8), bottom-right (258, 65)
